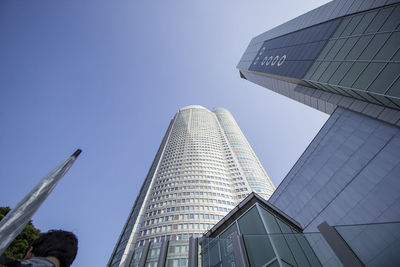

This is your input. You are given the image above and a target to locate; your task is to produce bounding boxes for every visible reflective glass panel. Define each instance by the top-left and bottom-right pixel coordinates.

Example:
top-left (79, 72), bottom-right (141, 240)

top-left (386, 77), bottom-right (400, 97)
top-left (259, 207), bottom-right (282, 233)
top-left (358, 33), bottom-right (390, 60)
top-left (339, 62), bottom-right (368, 87)
top-left (243, 235), bottom-right (276, 267)
top-left (237, 206), bottom-right (266, 235)
top-left (317, 40), bottom-right (336, 60)
top-left (345, 35), bottom-right (373, 60)
top-left (335, 36), bottom-right (359, 60)
top-left (374, 32), bottom-right (400, 60)
top-left (370, 94), bottom-right (400, 109)
top-left (319, 62), bottom-right (341, 83)
top-left (219, 223), bottom-right (238, 239)
top-left (368, 63), bottom-right (400, 94)
top-left (332, 17), bottom-right (350, 38)
top-left (310, 62), bottom-right (330, 81)
top-left (335, 222), bottom-right (400, 266)
top-left (325, 38), bottom-right (346, 60)
top-left (380, 6), bottom-right (400, 32)
top-left (328, 62), bottom-right (353, 85)
top-left (353, 62), bottom-right (385, 90)
top-left (352, 11), bottom-right (377, 35)
top-left (341, 15), bottom-right (363, 37)
top-left (304, 61), bottom-right (322, 80)
top-left (365, 7), bottom-right (393, 33)
top-left (354, 91), bottom-right (383, 105)
top-left (334, 85), bottom-right (365, 100)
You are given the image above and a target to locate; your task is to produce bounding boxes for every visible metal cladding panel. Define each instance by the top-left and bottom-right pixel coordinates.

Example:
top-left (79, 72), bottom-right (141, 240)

top-left (269, 108), bottom-right (400, 231)
top-left (248, 19), bottom-right (340, 79)
top-left (236, 42), bottom-right (263, 70)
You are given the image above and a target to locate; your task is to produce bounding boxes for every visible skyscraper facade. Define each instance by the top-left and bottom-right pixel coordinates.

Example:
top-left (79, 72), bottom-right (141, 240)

top-left (238, 1), bottom-right (400, 265)
top-left (108, 105), bottom-right (275, 267)
top-left (238, 0), bottom-right (400, 125)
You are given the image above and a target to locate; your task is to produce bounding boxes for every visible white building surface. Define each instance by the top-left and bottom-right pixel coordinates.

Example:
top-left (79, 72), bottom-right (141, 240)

top-left (108, 105), bottom-right (275, 267)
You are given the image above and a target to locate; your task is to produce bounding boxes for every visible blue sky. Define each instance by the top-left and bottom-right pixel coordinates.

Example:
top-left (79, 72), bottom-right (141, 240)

top-left (0, 1), bottom-right (330, 266)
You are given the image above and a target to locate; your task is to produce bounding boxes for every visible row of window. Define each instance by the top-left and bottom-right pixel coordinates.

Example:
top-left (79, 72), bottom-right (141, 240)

top-left (149, 197), bottom-right (234, 207)
top-left (146, 205), bottom-right (230, 218)
top-left (235, 187), bottom-right (249, 192)
top-left (147, 205), bottom-right (231, 214)
top-left (156, 175), bottom-right (231, 185)
top-left (150, 191), bottom-right (234, 202)
top-left (234, 182), bottom-right (246, 187)
top-left (161, 157), bottom-right (225, 165)
top-left (151, 185), bottom-right (232, 197)
top-left (253, 188), bottom-right (273, 195)
top-left (154, 180), bottom-right (230, 189)
top-left (160, 165), bottom-right (228, 173)
top-left (157, 169), bottom-right (229, 178)
top-left (249, 182), bottom-right (271, 187)
top-left (181, 185), bottom-right (232, 192)
top-left (181, 179), bottom-right (230, 187)
top-left (160, 161), bottom-right (226, 168)
top-left (140, 222), bottom-right (218, 237)
top-left (137, 232), bottom-right (206, 246)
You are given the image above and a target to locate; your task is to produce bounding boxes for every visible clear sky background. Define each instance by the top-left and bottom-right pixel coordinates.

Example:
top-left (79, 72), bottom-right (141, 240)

top-left (0, 0), bottom-right (330, 266)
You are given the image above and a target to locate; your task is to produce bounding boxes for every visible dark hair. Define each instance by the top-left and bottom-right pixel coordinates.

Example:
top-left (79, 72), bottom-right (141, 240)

top-left (31, 230), bottom-right (78, 267)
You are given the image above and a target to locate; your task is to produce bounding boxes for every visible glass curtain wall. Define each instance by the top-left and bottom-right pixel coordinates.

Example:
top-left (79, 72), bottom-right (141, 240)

top-left (304, 3), bottom-right (400, 109)
top-left (200, 203), bottom-right (325, 267)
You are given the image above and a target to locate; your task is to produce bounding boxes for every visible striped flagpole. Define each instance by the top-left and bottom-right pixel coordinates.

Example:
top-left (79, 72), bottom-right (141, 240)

top-left (0, 149), bottom-right (82, 255)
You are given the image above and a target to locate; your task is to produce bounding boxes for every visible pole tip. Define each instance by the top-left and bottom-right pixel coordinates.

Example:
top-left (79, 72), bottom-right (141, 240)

top-left (72, 149), bottom-right (82, 158)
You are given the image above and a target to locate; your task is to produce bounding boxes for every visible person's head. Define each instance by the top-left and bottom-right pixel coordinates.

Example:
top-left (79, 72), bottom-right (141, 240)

top-left (25, 230), bottom-right (78, 267)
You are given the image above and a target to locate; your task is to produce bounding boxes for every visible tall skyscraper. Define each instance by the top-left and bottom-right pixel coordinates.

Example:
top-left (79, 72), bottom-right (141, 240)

top-left (238, 1), bottom-right (400, 265)
top-left (108, 105), bottom-right (275, 267)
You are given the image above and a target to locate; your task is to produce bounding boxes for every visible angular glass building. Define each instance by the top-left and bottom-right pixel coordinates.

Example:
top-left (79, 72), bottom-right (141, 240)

top-left (107, 105), bottom-right (275, 267)
top-left (238, 0), bottom-right (400, 265)
top-left (238, 0), bottom-right (400, 124)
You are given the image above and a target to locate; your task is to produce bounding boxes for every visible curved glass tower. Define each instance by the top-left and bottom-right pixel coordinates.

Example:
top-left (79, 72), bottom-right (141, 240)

top-left (108, 105), bottom-right (275, 267)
